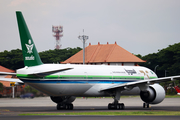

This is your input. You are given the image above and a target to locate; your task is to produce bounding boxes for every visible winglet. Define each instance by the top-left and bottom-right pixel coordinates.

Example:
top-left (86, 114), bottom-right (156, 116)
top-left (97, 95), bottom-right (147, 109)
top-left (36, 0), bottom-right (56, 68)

top-left (16, 11), bottom-right (43, 67)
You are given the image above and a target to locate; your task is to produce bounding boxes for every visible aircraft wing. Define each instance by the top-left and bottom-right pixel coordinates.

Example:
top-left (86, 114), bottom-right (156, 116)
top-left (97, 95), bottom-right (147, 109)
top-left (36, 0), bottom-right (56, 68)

top-left (0, 72), bottom-right (23, 83)
top-left (0, 72), bottom-right (17, 76)
top-left (0, 67), bottom-right (73, 78)
top-left (0, 67), bottom-right (73, 84)
top-left (28, 67), bottom-right (73, 77)
top-left (0, 77), bottom-right (23, 83)
top-left (100, 75), bottom-right (180, 91)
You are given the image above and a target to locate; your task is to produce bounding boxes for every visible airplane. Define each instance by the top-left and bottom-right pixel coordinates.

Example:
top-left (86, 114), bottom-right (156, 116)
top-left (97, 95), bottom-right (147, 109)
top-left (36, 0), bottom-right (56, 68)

top-left (0, 11), bottom-right (180, 110)
top-left (174, 86), bottom-right (180, 95)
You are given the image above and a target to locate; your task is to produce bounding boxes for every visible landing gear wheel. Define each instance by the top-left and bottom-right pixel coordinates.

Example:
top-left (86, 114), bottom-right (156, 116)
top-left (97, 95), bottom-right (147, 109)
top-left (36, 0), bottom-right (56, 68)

top-left (143, 103), bottom-right (149, 108)
top-left (108, 103), bottom-right (125, 110)
top-left (147, 104), bottom-right (149, 108)
top-left (66, 104), bottom-right (73, 110)
top-left (57, 104), bottom-right (60, 110)
top-left (108, 103), bottom-right (116, 109)
top-left (119, 103), bottom-right (125, 110)
top-left (57, 104), bottom-right (65, 110)
top-left (57, 103), bottom-right (73, 110)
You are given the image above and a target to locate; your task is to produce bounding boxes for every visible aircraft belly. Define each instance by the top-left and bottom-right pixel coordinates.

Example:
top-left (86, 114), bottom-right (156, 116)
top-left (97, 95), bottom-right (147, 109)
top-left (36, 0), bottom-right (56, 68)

top-left (82, 84), bottom-right (111, 97)
top-left (22, 78), bottom-right (140, 97)
top-left (27, 83), bottom-right (93, 96)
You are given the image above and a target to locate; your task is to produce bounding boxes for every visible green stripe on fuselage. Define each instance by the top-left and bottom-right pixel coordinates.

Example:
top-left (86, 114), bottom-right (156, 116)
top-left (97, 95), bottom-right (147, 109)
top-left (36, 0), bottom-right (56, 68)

top-left (16, 74), bottom-right (158, 80)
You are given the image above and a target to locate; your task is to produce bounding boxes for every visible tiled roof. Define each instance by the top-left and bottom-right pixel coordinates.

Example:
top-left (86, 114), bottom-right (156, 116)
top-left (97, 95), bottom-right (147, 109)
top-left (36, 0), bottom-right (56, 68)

top-left (0, 66), bottom-right (15, 72)
top-left (62, 42), bottom-right (145, 64)
top-left (0, 81), bottom-right (11, 87)
top-left (0, 66), bottom-right (15, 87)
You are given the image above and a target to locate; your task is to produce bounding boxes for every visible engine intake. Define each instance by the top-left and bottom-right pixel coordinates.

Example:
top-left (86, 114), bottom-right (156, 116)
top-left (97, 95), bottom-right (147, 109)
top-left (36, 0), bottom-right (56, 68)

top-left (140, 84), bottom-right (165, 104)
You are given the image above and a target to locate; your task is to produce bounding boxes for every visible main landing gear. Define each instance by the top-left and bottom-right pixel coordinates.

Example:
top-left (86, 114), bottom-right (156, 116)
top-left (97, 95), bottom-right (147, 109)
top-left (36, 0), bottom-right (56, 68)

top-left (108, 103), bottom-right (125, 110)
top-left (108, 89), bottom-right (125, 110)
top-left (57, 103), bottom-right (73, 110)
top-left (50, 96), bottom-right (76, 110)
top-left (143, 103), bottom-right (150, 108)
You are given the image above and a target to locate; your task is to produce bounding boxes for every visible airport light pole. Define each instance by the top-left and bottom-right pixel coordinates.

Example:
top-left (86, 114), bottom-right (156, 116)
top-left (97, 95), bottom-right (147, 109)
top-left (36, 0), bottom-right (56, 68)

top-left (78, 30), bottom-right (89, 65)
top-left (154, 65), bottom-right (159, 73)
top-left (165, 70), bottom-right (168, 77)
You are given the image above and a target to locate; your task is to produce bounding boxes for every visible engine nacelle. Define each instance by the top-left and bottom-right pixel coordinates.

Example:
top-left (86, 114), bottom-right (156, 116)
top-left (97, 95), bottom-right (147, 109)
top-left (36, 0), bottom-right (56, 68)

top-left (50, 96), bottom-right (76, 104)
top-left (140, 84), bottom-right (165, 104)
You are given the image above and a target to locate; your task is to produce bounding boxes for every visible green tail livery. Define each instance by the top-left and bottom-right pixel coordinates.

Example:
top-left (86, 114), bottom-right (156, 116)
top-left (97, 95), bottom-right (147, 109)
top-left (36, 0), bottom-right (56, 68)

top-left (16, 11), bottom-right (43, 67)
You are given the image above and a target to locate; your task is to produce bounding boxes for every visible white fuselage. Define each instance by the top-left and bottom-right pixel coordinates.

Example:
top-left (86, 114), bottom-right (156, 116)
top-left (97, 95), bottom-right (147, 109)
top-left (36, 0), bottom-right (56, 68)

top-left (17, 64), bottom-right (157, 97)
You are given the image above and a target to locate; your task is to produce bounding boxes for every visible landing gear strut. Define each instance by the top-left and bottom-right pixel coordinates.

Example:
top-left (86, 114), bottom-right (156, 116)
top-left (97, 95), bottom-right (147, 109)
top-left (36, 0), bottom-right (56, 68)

top-left (57, 103), bottom-right (73, 110)
top-left (108, 89), bottom-right (125, 110)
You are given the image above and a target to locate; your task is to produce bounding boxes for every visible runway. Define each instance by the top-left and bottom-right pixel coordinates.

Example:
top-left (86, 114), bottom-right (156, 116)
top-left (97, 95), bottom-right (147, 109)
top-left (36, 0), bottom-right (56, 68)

top-left (0, 97), bottom-right (180, 119)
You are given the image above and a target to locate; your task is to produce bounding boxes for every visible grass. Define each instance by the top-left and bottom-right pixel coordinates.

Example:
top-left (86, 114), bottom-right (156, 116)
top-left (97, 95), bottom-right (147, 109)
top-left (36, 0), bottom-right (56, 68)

top-left (19, 111), bottom-right (180, 116)
top-left (165, 95), bottom-right (180, 98)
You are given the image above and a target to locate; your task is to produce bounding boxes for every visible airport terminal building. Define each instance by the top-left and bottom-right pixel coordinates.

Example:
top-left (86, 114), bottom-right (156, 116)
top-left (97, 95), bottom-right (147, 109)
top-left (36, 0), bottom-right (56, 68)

top-left (62, 42), bottom-right (145, 66)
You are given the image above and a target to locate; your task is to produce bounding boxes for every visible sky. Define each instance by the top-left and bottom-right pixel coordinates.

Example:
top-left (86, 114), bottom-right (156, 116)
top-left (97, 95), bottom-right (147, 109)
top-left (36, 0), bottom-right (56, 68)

top-left (0, 0), bottom-right (180, 56)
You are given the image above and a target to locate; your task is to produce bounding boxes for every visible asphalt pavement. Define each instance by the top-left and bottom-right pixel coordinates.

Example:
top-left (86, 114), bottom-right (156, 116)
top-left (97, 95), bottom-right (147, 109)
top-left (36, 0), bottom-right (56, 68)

top-left (0, 96), bottom-right (180, 119)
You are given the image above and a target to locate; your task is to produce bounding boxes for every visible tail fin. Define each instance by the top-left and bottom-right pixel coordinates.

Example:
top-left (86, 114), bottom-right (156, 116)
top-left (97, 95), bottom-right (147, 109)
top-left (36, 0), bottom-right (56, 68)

top-left (16, 11), bottom-right (43, 67)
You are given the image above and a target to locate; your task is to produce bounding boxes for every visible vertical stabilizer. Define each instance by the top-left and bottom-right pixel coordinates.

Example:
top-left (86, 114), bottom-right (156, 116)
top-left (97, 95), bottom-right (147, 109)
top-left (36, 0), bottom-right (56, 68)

top-left (16, 11), bottom-right (43, 67)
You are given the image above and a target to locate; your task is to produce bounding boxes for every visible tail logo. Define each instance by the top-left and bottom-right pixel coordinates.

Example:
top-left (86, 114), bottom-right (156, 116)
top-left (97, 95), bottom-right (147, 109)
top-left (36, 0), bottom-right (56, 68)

top-left (25, 39), bottom-right (35, 61)
top-left (25, 40), bottom-right (34, 54)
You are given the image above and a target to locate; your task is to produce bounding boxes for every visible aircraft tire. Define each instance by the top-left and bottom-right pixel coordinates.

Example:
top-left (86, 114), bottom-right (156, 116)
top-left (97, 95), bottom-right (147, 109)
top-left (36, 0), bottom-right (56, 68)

top-left (66, 104), bottom-right (73, 110)
top-left (147, 103), bottom-right (149, 108)
top-left (143, 103), bottom-right (146, 108)
top-left (69, 104), bottom-right (73, 110)
top-left (57, 103), bottom-right (73, 110)
top-left (143, 103), bottom-right (150, 108)
top-left (119, 103), bottom-right (125, 110)
top-left (108, 103), bottom-right (125, 110)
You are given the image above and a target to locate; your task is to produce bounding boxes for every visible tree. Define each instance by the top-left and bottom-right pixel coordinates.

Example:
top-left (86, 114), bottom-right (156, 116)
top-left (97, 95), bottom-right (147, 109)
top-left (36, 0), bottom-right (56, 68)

top-left (0, 82), bottom-right (3, 92)
top-left (137, 43), bottom-right (180, 77)
top-left (0, 49), bottom-right (24, 70)
top-left (0, 47), bottom-right (82, 70)
top-left (39, 47), bottom-right (82, 63)
top-left (24, 85), bottom-right (38, 95)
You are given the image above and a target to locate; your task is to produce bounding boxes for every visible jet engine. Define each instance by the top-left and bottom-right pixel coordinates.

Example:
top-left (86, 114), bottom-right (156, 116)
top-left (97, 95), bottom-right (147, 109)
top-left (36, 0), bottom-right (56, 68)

top-left (50, 96), bottom-right (76, 104)
top-left (140, 84), bottom-right (165, 104)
